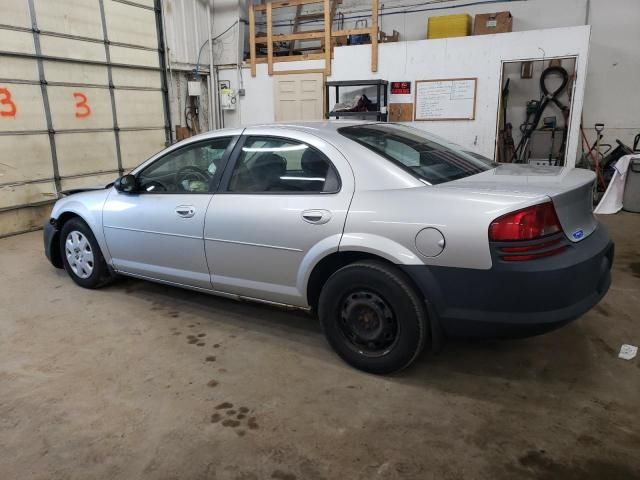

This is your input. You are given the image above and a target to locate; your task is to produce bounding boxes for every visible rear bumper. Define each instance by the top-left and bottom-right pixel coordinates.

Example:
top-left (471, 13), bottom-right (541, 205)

top-left (401, 224), bottom-right (614, 338)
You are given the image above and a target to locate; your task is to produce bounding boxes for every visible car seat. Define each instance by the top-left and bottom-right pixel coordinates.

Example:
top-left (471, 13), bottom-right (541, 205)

top-left (251, 153), bottom-right (286, 191)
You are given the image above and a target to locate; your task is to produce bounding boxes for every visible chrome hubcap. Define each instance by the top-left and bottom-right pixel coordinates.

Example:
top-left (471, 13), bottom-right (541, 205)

top-left (65, 231), bottom-right (94, 279)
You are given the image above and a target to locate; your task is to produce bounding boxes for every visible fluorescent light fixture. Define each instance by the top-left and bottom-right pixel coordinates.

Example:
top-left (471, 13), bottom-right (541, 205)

top-left (242, 144), bottom-right (308, 152)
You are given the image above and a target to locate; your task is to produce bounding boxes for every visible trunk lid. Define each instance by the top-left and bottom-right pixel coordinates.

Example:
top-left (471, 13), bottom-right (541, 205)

top-left (440, 164), bottom-right (597, 242)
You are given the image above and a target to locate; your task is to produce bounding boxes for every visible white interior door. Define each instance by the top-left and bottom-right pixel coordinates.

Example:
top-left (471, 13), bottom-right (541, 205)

top-left (274, 73), bottom-right (324, 122)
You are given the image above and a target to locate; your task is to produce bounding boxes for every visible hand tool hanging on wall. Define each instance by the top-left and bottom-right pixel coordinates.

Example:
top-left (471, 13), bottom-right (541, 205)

top-left (512, 65), bottom-right (571, 164)
top-left (499, 78), bottom-right (515, 162)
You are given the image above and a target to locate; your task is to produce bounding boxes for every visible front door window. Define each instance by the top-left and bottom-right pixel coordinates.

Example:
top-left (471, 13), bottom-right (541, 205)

top-left (137, 138), bottom-right (232, 193)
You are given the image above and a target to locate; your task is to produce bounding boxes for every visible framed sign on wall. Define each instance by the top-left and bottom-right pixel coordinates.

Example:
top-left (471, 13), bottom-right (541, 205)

top-left (390, 81), bottom-right (411, 95)
top-left (414, 78), bottom-right (477, 121)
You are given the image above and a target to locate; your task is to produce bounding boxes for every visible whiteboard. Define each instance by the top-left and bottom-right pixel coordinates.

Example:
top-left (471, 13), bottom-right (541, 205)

top-left (414, 78), bottom-right (477, 121)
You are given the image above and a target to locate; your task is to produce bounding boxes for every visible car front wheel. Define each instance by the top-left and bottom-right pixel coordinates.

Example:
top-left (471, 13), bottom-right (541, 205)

top-left (318, 260), bottom-right (428, 374)
top-left (60, 217), bottom-right (113, 289)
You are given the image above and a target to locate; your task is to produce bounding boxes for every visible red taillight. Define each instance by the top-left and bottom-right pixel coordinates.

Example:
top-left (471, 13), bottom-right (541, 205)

top-left (489, 202), bottom-right (562, 242)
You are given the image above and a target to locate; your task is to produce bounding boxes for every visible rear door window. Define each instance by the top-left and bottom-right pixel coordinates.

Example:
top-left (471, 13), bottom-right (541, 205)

top-left (227, 136), bottom-right (340, 193)
top-left (339, 124), bottom-right (496, 184)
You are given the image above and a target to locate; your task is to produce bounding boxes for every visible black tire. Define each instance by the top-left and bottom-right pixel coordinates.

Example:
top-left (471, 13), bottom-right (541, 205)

top-left (318, 260), bottom-right (428, 374)
top-left (60, 217), bottom-right (114, 289)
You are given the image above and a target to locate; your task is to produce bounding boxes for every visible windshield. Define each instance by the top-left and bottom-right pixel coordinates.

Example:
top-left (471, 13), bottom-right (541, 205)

top-left (339, 124), bottom-right (496, 185)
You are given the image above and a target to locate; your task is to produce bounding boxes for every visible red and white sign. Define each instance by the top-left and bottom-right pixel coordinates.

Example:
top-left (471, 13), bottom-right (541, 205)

top-left (390, 81), bottom-right (411, 95)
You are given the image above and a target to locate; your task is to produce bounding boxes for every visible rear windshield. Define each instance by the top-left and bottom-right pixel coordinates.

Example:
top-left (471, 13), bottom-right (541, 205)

top-left (339, 124), bottom-right (496, 185)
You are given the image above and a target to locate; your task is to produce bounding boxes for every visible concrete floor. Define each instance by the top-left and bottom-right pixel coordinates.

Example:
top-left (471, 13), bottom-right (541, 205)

top-left (1, 214), bottom-right (639, 480)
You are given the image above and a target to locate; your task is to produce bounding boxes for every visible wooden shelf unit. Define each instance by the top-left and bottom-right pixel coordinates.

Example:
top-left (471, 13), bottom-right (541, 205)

top-left (248, 0), bottom-right (379, 77)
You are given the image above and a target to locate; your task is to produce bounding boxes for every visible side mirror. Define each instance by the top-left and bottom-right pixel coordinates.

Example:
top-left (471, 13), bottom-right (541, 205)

top-left (114, 174), bottom-right (137, 193)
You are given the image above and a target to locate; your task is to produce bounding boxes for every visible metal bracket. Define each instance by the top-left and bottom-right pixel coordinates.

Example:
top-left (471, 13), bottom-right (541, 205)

top-left (27, 0), bottom-right (61, 195)
top-left (98, 0), bottom-right (123, 174)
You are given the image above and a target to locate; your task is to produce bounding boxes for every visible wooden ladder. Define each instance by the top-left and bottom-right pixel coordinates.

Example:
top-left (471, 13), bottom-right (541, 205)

top-left (288, 0), bottom-right (341, 54)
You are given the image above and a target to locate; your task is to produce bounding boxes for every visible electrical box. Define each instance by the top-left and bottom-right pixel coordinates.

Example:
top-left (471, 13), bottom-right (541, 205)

top-left (220, 88), bottom-right (236, 110)
top-left (187, 81), bottom-right (201, 97)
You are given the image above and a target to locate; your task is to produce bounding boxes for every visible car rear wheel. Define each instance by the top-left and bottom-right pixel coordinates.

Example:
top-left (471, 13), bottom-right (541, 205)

top-left (60, 217), bottom-right (113, 289)
top-left (318, 260), bottom-right (428, 374)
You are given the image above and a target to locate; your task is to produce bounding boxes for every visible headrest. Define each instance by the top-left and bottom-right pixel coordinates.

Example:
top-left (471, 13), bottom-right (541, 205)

top-left (253, 153), bottom-right (286, 177)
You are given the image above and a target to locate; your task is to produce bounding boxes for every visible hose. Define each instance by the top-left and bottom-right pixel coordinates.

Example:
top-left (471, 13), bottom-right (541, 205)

top-left (512, 65), bottom-right (571, 163)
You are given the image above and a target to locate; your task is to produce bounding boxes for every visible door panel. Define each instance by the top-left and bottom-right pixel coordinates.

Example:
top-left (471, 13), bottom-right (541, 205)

top-left (103, 136), bottom-right (234, 288)
top-left (103, 191), bottom-right (213, 288)
top-left (273, 73), bottom-right (324, 122)
top-left (205, 193), bottom-right (349, 304)
top-left (204, 129), bottom-right (354, 306)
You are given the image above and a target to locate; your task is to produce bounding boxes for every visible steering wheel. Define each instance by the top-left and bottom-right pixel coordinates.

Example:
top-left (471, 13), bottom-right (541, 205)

top-left (175, 165), bottom-right (210, 192)
top-left (140, 180), bottom-right (167, 193)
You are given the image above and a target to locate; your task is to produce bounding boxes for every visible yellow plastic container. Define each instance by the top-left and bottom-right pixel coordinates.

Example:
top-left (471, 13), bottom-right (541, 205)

top-left (427, 14), bottom-right (472, 39)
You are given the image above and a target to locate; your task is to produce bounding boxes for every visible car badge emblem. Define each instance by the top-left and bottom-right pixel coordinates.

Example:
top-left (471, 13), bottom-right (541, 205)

top-left (572, 229), bottom-right (584, 240)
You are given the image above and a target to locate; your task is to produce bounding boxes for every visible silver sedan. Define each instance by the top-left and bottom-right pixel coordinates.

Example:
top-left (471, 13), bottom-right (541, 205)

top-left (44, 122), bottom-right (613, 374)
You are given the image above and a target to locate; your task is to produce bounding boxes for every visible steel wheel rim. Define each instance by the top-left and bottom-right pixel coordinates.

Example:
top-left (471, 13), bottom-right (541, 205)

top-left (338, 290), bottom-right (399, 357)
top-left (65, 230), bottom-right (94, 279)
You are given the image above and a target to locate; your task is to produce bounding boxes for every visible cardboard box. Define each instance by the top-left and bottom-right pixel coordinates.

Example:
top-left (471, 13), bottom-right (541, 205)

top-left (380, 30), bottom-right (400, 43)
top-left (474, 11), bottom-right (512, 35)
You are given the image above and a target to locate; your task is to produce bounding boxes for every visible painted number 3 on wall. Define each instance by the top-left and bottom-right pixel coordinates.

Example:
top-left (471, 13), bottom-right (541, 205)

top-left (0, 87), bottom-right (17, 117)
top-left (0, 88), bottom-right (93, 119)
top-left (73, 92), bottom-right (91, 118)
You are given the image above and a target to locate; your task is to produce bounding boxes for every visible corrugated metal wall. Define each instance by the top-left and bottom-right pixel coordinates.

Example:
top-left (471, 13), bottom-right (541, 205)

top-left (162, 0), bottom-right (210, 68)
top-left (0, 0), bottom-right (171, 236)
top-left (161, 0), bottom-right (214, 136)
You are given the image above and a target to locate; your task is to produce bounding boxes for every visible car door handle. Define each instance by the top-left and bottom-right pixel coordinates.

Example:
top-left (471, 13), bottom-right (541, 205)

top-left (175, 205), bottom-right (195, 218)
top-left (302, 209), bottom-right (331, 225)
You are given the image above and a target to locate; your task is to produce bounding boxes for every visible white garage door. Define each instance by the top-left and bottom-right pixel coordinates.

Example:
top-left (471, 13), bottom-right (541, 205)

top-left (0, 0), bottom-right (171, 236)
